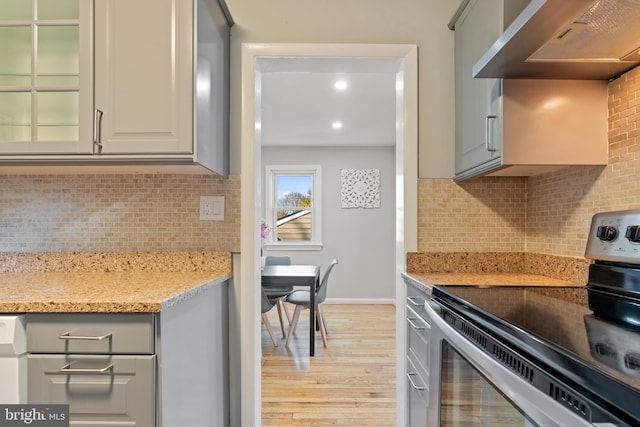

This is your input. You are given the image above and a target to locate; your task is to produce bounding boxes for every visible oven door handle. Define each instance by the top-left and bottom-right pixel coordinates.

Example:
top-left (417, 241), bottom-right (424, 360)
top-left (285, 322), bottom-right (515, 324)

top-left (422, 299), bottom-right (598, 427)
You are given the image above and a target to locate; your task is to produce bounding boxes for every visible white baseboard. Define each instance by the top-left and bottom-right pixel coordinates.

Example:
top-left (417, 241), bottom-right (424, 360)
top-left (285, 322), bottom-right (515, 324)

top-left (324, 298), bottom-right (396, 305)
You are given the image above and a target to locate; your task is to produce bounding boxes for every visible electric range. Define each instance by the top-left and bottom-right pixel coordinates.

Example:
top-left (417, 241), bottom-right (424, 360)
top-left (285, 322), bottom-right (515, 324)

top-left (432, 210), bottom-right (640, 426)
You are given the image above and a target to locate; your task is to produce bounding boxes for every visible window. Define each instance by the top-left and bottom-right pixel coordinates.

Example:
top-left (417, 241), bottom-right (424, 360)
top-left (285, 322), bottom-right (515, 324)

top-left (265, 165), bottom-right (321, 250)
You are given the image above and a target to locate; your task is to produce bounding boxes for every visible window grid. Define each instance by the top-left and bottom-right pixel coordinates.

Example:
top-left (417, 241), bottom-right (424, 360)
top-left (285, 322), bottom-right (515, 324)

top-left (265, 165), bottom-right (322, 250)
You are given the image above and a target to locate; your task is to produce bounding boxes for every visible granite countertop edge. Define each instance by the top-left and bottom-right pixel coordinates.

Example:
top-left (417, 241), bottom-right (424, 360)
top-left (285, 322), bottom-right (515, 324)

top-left (0, 271), bottom-right (232, 313)
top-left (0, 251), bottom-right (232, 313)
top-left (159, 273), bottom-right (231, 311)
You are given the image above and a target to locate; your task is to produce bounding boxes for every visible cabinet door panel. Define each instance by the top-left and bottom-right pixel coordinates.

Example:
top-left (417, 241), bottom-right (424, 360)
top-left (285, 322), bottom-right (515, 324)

top-left (28, 355), bottom-right (155, 426)
top-left (94, 0), bottom-right (193, 155)
top-left (455, 0), bottom-right (502, 175)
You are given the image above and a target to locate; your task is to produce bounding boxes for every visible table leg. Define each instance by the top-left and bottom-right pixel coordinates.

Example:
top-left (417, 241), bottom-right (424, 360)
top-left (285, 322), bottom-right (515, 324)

top-left (310, 274), bottom-right (316, 357)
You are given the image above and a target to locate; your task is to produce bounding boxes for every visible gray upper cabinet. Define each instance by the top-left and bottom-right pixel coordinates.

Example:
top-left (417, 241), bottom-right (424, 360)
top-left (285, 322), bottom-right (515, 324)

top-left (195, 0), bottom-right (233, 177)
top-left (454, 0), bottom-right (508, 179)
top-left (0, 0), bottom-right (233, 176)
top-left (452, 0), bottom-right (608, 181)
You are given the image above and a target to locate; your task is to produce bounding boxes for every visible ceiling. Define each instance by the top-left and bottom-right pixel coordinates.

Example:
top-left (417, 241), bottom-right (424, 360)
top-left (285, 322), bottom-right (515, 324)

top-left (257, 58), bottom-right (401, 147)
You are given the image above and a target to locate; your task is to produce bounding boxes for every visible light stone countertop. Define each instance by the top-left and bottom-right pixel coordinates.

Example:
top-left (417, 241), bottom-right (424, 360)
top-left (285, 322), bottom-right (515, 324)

top-left (0, 251), bottom-right (231, 313)
top-left (404, 251), bottom-right (588, 296)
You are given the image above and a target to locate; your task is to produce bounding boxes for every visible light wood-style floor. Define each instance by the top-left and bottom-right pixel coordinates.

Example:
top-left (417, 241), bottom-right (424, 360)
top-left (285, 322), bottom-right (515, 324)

top-left (261, 304), bottom-right (397, 426)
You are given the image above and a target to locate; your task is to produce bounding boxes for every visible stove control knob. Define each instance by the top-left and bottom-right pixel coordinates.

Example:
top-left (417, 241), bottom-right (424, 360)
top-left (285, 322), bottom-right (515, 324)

top-left (626, 225), bottom-right (640, 243)
top-left (596, 225), bottom-right (618, 241)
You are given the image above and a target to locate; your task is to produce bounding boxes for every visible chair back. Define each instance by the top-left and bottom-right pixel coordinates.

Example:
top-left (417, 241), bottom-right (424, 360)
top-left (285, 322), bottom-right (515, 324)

top-left (263, 255), bottom-right (294, 295)
top-left (261, 288), bottom-right (275, 314)
top-left (315, 259), bottom-right (338, 305)
top-left (265, 256), bottom-right (291, 266)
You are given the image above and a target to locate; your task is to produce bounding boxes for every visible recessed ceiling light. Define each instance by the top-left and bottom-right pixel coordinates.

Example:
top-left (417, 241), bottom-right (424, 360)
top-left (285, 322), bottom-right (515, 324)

top-left (334, 80), bottom-right (348, 90)
top-left (332, 121), bottom-right (343, 129)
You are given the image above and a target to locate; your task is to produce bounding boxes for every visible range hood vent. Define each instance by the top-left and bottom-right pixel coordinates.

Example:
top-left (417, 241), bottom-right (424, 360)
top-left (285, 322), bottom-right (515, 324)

top-left (473, 0), bottom-right (640, 80)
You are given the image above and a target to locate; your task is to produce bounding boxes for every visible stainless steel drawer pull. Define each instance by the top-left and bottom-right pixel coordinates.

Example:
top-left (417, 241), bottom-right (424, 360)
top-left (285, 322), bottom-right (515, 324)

top-left (60, 363), bottom-right (114, 374)
top-left (407, 296), bottom-right (424, 307)
top-left (407, 317), bottom-right (426, 330)
top-left (59, 332), bottom-right (113, 341)
top-left (406, 372), bottom-right (425, 390)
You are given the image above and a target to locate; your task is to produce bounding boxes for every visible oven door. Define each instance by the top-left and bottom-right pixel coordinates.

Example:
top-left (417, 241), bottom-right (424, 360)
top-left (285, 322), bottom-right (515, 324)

top-left (422, 299), bottom-right (597, 427)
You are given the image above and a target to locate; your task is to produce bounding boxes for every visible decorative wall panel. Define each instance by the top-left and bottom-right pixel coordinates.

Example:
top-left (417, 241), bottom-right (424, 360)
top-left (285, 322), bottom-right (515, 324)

top-left (340, 168), bottom-right (380, 208)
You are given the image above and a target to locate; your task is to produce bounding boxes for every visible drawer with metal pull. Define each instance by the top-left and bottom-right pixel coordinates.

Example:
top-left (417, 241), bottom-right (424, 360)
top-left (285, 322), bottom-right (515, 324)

top-left (407, 283), bottom-right (430, 322)
top-left (26, 313), bottom-right (155, 355)
top-left (28, 354), bottom-right (155, 424)
top-left (407, 304), bottom-right (431, 373)
top-left (406, 352), bottom-right (429, 426)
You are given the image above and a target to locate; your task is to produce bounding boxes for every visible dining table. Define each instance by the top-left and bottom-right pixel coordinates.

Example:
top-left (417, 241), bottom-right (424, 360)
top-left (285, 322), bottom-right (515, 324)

top-left (261, 264), bottom-right (320, 356)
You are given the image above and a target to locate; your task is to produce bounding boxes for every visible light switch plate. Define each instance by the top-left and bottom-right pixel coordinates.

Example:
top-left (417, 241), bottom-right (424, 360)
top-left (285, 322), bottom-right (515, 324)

top-left (200, 196), bottom-right (224, 221)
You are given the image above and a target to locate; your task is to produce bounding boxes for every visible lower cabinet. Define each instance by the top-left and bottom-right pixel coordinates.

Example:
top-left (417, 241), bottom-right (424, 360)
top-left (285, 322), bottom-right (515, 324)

top-left (25, 280), bottom-right (229, 426)
top-left (26, 313), bottom-right (157, 426)
top-left (406, 284), bottom-right (432, 426)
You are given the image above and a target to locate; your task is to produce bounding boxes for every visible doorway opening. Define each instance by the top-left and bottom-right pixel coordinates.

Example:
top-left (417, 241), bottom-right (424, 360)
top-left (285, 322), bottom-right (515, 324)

top-left (240, 43), bottom-right (418, 427)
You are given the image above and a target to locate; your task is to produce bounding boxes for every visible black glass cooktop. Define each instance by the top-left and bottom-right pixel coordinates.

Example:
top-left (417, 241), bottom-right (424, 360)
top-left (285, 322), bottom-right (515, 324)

top-left (432, 285), bottom-right (640, 424)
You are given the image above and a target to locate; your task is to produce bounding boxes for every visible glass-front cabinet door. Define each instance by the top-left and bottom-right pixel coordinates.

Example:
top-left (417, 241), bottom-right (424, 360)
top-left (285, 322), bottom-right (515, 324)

top-left (0, 0), bottom-right (92, 155)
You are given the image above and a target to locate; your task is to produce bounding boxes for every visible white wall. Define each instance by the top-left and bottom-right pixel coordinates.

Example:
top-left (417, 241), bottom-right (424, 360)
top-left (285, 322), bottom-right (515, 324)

top-left (262, 146), bottom-right (395, 301)
top-left (226, 0), bottom-right (459, 179)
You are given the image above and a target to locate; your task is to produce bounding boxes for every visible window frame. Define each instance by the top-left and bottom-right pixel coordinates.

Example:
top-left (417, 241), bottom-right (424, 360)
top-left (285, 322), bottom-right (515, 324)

top-left (264, 164), bottom-right (322, 251)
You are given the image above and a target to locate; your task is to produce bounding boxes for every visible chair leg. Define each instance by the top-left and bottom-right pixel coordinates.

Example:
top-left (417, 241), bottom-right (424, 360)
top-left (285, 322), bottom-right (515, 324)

top-left (279, 299), bottom-right (295, 336)
top-left (316, 305), bottom-right (328, 348)
top-left (275, 301), bottom-right (286, 338)
top-left (317, 304), bottom-right (329, 335)
top-left (285, 305), bottom-right (302, 348)
top-left (262, 314), bottom-right (278, 347)
top-left (280, 299), bottom-right (291, 323)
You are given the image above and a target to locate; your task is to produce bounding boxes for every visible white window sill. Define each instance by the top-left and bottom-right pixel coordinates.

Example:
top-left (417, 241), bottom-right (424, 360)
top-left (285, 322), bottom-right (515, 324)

top-left (263, 243), bottom-right (323, 251)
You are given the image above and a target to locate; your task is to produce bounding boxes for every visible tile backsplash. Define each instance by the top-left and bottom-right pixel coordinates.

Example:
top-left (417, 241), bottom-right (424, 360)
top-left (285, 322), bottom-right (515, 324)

top-left (418, 65), bottom-right (640, 257)
top-left (0, 174), bottom-right (240, 252)
top-left (418, 176), bottom-right (527, 252)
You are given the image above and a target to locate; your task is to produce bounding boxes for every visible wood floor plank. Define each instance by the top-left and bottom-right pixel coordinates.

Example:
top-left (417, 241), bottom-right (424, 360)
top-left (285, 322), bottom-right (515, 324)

top-left (261, 304), bottom-right (396, 426)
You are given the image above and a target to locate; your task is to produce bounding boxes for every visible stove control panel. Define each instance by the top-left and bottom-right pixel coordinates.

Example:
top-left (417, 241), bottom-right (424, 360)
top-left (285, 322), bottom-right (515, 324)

top-left (586, 210), bottom-right (640, 263)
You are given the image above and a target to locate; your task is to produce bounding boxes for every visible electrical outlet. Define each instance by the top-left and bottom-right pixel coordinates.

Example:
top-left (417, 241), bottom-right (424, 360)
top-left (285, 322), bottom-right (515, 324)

top-left (200, 196), bottom-right (224, 221)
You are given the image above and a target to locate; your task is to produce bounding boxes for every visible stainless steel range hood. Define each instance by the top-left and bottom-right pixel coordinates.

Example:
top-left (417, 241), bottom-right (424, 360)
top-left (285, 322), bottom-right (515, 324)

top-left (473, 0), bottom-right (640, 80)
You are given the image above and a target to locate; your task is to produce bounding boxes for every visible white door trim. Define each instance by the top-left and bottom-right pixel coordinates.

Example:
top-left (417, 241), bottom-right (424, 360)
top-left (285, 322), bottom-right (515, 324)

top-left (240, 43), bottom-right (418, 427)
